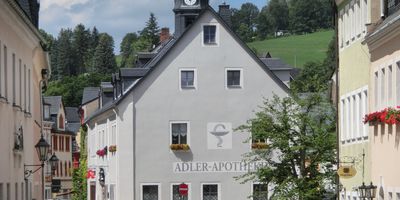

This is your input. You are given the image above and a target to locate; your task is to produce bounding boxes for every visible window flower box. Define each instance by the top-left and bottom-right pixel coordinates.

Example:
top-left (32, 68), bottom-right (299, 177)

top-left (364, 107), bottom-right (400, 125)
top-left (96, 147), bottom-right (108, 157)
top-left (170, 144), bottom-right (190, 151)
top-left (109, 145), bottom-right (117, 153)
top-left (252, 142), bottom-right (268, 150)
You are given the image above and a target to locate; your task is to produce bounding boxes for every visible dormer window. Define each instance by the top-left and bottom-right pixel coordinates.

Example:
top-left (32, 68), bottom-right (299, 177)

top-left (203, 25), bottom-right (217, 45)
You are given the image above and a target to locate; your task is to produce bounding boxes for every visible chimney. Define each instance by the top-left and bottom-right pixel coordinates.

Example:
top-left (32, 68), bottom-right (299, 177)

top-left (160, 28), bottom-right (171, 43)
top-left (219, 3), bottom-right (231, 27)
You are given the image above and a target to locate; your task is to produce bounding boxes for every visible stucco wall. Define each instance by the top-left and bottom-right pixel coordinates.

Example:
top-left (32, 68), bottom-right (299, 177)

top-left (130, 10), bottom-right (287, 200)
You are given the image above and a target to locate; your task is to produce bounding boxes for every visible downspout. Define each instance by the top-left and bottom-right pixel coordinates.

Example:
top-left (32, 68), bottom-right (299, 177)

top-left (332, 0), bottom-right (341, 198)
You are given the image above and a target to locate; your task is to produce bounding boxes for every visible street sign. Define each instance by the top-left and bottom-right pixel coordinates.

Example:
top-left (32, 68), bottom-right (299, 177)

top-left (179, 183), bottom-right (188, 196)
top-left (337, 165), bottom-right (357, 179)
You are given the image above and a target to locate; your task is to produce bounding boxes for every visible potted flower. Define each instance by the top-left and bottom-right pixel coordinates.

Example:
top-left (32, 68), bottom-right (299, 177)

top-left (109, 145), bottom-right (117, 153)
top-left (96, 146), bottom-right (108, 157)
top-left (364, 107), bottom-right (400, 125)
top-left (170, 144), bottom-right (190, 151)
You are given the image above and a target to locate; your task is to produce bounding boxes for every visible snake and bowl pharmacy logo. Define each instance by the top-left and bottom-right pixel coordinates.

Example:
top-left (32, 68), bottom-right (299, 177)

top-left (207, 122), bottom-right (232, 149)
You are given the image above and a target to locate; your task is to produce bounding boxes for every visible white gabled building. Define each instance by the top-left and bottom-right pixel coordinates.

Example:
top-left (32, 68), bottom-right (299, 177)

top-left (84, 1), bottom-right (289, 199)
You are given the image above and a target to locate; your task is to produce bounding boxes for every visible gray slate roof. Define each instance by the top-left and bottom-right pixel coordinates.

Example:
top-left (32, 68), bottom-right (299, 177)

top-left (66, 123), bottom-right (80, 134)
top-left (260, 58), bottom-right (293, 70)
top-left (43, 96), bottom-right (62, 115)
top-left (82, 87), bottom-right (99, 105)
top-left (16, 0), bottom-right (31, 19)
top-left (65, 107), bottom-right (80, 123)
top-left (119, 68), bottom-right (150, 78)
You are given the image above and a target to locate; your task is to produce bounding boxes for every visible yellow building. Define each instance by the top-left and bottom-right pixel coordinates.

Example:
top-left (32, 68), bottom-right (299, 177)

top-left (336, 0), bottom-right (372, 199)
top-left (364, 0), bottom-right (400, 198)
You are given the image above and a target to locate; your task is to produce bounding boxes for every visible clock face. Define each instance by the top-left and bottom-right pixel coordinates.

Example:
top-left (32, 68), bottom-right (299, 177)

top-left (184, 0), bottom-right (197, 6)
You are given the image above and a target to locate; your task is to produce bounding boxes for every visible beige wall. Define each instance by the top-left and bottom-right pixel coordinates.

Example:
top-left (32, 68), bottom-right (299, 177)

top-left (369, 32), bottom-right (400, 197)
top-left (0, 1), bottom-right (49, 200)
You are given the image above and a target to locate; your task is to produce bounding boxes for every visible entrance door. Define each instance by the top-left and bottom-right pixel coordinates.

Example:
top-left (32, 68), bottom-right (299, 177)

top-left (90, 183), bottom-right (96, 200)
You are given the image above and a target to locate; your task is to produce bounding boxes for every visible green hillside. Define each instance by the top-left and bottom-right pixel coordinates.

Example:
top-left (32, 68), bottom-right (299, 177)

top-left (248, 30), bottom-right (334, 68)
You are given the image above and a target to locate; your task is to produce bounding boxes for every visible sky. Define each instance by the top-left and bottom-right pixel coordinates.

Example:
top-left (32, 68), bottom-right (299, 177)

top-left (39, 0), bottom-right (268, 54)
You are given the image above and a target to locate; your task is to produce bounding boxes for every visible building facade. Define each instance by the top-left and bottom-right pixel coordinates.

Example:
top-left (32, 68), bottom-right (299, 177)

top-left (43, 96), bottom-right (74, 199)
top-left (364, 0), bottom-right (400, 198)
top-left (336, 0), bottom-right (372, 199)
top-left (0, 0), bottom-right (50, 200)
top-left (84, 1), bottom-right (289, 200)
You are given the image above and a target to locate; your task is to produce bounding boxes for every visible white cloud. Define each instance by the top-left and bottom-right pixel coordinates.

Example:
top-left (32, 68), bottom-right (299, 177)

top-left (41, 0), bottom-right (91, 10)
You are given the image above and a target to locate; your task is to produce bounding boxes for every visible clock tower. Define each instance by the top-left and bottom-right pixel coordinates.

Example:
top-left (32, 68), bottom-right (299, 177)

top-left (173, 0), bottom-right (209, 36)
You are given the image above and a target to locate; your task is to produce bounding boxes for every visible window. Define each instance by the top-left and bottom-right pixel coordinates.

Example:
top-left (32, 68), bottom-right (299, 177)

top-left (253, 184), bottom-right (268, 200)
top-left (172, 184), bottom-right (188, 200)
top-left (389, 65), bottom-right (393, 103)
top-left (64, 162), bottom-right (67, 177)
top-left (28, 69), bottom-right (31, 113)
top-left (14, 183), bottom-right (17, 200)
top-left (375, 72), bottom-right (379, 109)
top-left (59, 161), bottom-right (63, 177)
top-left (226, 69), bottom-right (242, 88)
top-left (23, 65), bottom-right (26, 111)
top-left (381, 68), bottom-right (386, 108)
top-left (142, 184), bottom-right (159, 200)
top-left (4, 46), bottom-right (7, 100)
top-left (20, 183), bottom-right (23, 200)
top-left (53, 135), bottom-right (58, 151)
top-left (396, 193), bottom-right (400, 200)
top-left (110, 185), bottom-right (116, 200)
top-left (202, 184), bottom-right (219, 200)
top-left (6, 183), bottom-right (9, 200)
top-left (111, 124), bottom-right (117, 145)
top-left (12, 54), bottom-right (15, 105)
top-left (66, 136), bottom-right (70, 152)
top-left (180, 69), bottom-right (196, 89)
top-left (171, 123), bottom-right (188, 145)
top-left (68, 162), bottom-right (71, 176)
top-left (59, 115), bottom-right (64, 129)
top-left (203, 25), bottom-right (217, 45)
top-left (0, 41), bottom-right (2, 97)
top-left (340, 87), bottom-right (368, 142)
top-left (19, 59), bottom-right (21, 107)
top-left (0, 183), bottom-right (3, 200)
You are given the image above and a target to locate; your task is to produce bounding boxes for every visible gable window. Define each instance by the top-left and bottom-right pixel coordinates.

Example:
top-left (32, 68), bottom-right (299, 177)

top-left (180, 69), bottom-right (196, 89)
top-left (226, 69), bottom-right (243, 88)
top-left (59, 115), bottom-right (64, 129)
top-left (253, 183), bottom-right (268, 200)
top-left (65, 136), bottom-right (70, 152)
top-left (203, 25), bottom-right (217, 45)
top-left (202, 184), bottom-right (219, 200)
top-left (142, 184), bottom-right (160, 200)
top-left (171, 122), bottom-right (188, 145)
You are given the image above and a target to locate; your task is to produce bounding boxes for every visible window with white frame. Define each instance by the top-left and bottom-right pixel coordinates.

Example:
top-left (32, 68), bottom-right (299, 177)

top-left (397, 62), bottom-right (400, 106)
top-left (171, 122), bottom-right (188, 145)
top-left (203, 25), bottom-right (217, 45)
top-left (172, 184), bottom-right (189, 200)
top-left (396, 192), bottom-right (400, 200)
top-left (226, 69), bottom-right (243, 88)
top-left (381, 68), bottom-right (386, 108)
top-left (4, 45), bottom-right (8, 100)
top-left (252, 183), bottom-right (268, 200)
top-left (340, 87), bottom-right (368, 143)
top-left (110, 185), bottom-right (116, 200)
top-left (12, 53), bottom-right (15, 105)
top-left (111, 123), bottom-right (117, 145)
top-left (202, 184), bottom-right (219, 200)
top-left (339, 0), bottom-right (368, 49)
top-left (180, 69), bottom-right (196, 89)
top-left (142, 184), bottom-right (159, 200)
top-left (389, 65), bottom-right (393, 103)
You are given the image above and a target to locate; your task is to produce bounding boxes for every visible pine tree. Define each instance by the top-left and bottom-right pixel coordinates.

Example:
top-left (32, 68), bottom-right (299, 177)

top-left (120, 33), bottom-right (138, 68)
top-left (87, 27), bottom-right (100, 72)
top-left (72, 24), bottom-right (91, 74)
top-left (140, 13), bottom-right (160, 48)
top-left (56, 29), bottom-right (74, 79)
top-left (92, 33), bottom-right (117, 74)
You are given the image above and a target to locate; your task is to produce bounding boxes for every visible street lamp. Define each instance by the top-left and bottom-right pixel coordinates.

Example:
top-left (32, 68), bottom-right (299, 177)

top-left (48, 153), bottom-right (59, 172)
top-left (358, 182), bottom-right (377, 200)
top-left (24, 135), bottom-right (58, 200)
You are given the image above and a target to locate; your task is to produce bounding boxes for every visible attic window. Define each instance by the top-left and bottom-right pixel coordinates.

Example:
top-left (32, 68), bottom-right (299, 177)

top-left (59, 115), bottom-right (64, 129)
top-left (203, 25), bottom-right (217, 45)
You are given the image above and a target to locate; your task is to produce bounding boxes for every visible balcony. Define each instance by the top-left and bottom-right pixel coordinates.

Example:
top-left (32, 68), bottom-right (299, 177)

top-left (388, 0), bottom-right (400, 16)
